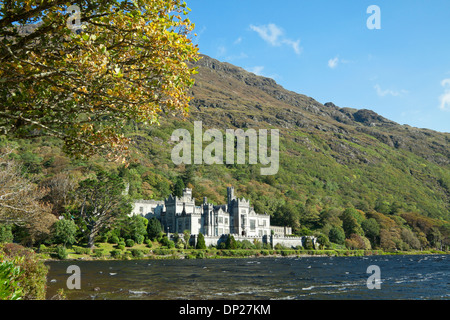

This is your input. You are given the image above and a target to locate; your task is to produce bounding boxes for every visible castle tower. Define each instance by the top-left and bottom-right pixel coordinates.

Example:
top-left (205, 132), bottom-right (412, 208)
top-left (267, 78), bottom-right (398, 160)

top-left (227, 187), bottom-right (235, 206)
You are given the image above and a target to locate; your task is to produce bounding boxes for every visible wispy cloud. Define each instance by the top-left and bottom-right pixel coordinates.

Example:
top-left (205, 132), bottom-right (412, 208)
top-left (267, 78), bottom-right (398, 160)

top-left (249, 23), bottom-right (302, 55)
top-left (374, 84), bottom-right (408, 97)
top-left (439, 78), bottom-right (450, 111)
top-left (234, 37), bottom-right (243, 45)
top-left (245, 66), bottom-right (265, 76)
top-left (328, 57), bottom-right (339, 69)
top-left (216, 45), bottom-right (227, 57)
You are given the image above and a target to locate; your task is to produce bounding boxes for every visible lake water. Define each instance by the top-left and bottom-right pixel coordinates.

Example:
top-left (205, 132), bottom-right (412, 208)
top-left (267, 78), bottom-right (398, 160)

top-left (45, 254), bottom-right (449, 300)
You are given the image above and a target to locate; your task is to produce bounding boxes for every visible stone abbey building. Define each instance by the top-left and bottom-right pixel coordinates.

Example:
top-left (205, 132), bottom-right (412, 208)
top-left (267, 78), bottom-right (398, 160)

top-left (131, 187), bottom-right (314, 248)
top-left (132, 187), bottom-right (273, 237)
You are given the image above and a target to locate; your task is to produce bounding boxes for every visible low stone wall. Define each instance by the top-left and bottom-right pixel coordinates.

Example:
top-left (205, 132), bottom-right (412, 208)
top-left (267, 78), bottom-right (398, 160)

top-left (188, 234), bottom-right (317, 249)
top-left (271, 236), bottom-right (317, 249)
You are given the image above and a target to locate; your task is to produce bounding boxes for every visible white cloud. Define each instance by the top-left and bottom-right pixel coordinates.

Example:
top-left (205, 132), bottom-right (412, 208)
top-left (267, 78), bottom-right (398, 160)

top-left (374, 84), bottom-right (408, 97)
top-left (249, 23), bottom-right (302, 55)
top-left (441, 78), bottom-right (450, 87)
top-left (250, 23), bottom-right (283, 46)
top-left (246, 66), bottom-right (265, 76)
top-left (328, 57), bottom-right (339, 69)
top-left (439, 78), bottom-right (450, 111)
top-left (282, 39), bottom-right (302, 55)
top-left (234, 37), bottom-right (243, 45)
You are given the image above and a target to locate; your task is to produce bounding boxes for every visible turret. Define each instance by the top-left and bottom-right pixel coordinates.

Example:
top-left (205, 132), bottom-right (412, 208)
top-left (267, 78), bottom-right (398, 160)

top-left (227, 187), bottom-right (235, 206)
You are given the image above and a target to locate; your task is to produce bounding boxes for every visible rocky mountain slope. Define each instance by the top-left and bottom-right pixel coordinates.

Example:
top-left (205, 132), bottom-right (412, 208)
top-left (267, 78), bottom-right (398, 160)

top-left (189, 55), bottom-right (449, 167)
top-left (160, 54), bottom-right (450, 221)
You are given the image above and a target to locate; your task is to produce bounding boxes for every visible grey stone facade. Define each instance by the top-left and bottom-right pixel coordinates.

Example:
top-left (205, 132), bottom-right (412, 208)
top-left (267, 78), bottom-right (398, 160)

top-left (132, 186), bottom-right (315, 248)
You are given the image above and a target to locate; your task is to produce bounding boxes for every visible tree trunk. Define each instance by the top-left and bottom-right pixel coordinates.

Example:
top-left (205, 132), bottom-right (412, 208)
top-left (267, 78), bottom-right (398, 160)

top-left (88, 232), bottom-right (96, 248)
top-left (88, 222), bottom-right (99, 248)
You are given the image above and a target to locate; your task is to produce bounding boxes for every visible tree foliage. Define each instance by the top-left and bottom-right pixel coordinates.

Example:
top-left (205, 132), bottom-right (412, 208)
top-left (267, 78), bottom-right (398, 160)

top-left (147, 217), bottom-right (163, 239)
top-left (75, 169), bottom-right (131, 247)
top-left (0, 147), bottom-right (57, 243)
top-left (0, 0), bottom-right (199, 160)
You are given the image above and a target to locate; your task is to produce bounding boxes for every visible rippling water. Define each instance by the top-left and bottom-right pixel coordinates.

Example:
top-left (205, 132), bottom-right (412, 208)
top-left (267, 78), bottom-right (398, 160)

top-left (45, 255), bottom-right (449, 300)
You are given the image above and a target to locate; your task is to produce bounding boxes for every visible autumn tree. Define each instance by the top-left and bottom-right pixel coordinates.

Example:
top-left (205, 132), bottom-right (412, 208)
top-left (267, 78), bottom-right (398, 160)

top-left (75, 170), bottom-right (131, 248)
top-left (0, 147), bottom-right (56, 244)
top-left (41, 172), bottom-right (77, 215)
top-left (0, 0), bottom-right (199, 161)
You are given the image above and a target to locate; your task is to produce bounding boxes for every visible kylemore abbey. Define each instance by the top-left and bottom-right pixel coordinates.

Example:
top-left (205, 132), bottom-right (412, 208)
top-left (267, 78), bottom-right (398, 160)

top-left (131, 187), bottom-right (316, 248)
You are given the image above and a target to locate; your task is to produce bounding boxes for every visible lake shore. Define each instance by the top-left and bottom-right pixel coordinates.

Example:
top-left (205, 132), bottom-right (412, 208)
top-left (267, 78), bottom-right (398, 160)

top-left (39, 246), bottom-right (449, 262)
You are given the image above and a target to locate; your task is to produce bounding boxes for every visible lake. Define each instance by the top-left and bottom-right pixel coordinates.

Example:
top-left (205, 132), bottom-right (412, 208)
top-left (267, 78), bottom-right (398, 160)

top-left (45, 254), bottom-right (449, 300)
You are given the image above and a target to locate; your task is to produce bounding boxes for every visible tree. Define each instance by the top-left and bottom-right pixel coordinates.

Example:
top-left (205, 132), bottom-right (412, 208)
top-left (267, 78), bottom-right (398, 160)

top-left (147, 217), bottom-right (163, 240)
top-left (0, 0), bottom-right (199, 160)
top-left (196, 232), bottom-right (206, 249)
top-left (299, 198), bottom-right (321, 229)
top-left (361, 218), bottom-right (380, 247)
top-left (0, 147), bottom-right (56, 244)
top-left (52, 218), bottom-right (77, 247)
top-left (172, 177), bottom-right (185, 198)
top-left (183, 230), bottom-right (190, 249)
top-left (225, 234), bottom-right (237, 249)
top-left (121, 215), bottom-right (147, 244)
top-left (341, 209), bottom-right (364, 238)
top-left (277, 202), bottom-right (300, 232)
top-left (75, 170), bottom-right (131, 248)
top-left (316, 234), bottom-right (330, 249)
top-left (345, 234), bottom-right (369, 250)
top-left (328, 226), bottom-right (345, 245)
top-left (42, 172), bottom-right (77, 216)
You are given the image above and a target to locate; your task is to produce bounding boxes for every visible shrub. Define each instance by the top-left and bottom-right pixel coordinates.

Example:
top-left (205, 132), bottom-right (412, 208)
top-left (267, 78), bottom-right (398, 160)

top-left (92, 249), bottom-right (104, 258)
top-left (52, 219), bottom-right (77, 247)
top-left (240, 240), bottom-right (255, 249)
top-left (0, 224), bottom-right (13, 243)
top-left (73, 246), bottom-right (90, 255)
top-left (0, 254), bottom-right (24, 300)
top-left (145, 240), bottom-right (153, 248)
top-left (135, 234), bottom-right (145, 245)
top-left (153, 248), bottom-right (172, 255)
top-left (130, 249), bottom-right (144, 259)
top-left (225, 235), bottom-right (237, 249)
top-left (116, 244), bottom-right (125, 250)
top-left (38, 244), bottom-right (53, 254)
top-left (55, 246), bottom-right (68, 260)
top-left (274, 243), bottom-right (288, 250)
top-left (217, 242), bottom-right (226, 249)
top-left (0, 244), bottom-right (48, 300)
top-left (196, 251), bottom-right (205, 259)
top-left (160, 236), bottom-right (175, 248)
top-left (125, 239), bottom-right (135, 247)
top-left (110, 249), bottom-right (122, 259)
top-left (196, 233), bottom-right (206, 249)
top-left (109, 236), bottom-right (120, 244)
top-left (121, 251), bottom-right (132, 260)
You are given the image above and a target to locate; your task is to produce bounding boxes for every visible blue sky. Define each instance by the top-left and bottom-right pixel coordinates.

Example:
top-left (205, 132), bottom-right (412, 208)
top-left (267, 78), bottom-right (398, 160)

top-left (186, 0), bottom-right (450, 133)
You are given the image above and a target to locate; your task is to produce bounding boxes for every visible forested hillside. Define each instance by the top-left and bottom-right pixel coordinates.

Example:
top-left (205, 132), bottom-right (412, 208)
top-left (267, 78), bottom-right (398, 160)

top-left (1, 54), bottom-right (449, 251)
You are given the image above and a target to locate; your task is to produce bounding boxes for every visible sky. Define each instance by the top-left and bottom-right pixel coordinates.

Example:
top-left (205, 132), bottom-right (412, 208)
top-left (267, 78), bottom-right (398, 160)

top-left (185, 0), bottom-right (450, 133)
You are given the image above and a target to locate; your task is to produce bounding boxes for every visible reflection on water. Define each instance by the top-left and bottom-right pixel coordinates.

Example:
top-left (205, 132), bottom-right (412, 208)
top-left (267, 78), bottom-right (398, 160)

top-left (45, 255), bottom-right (449, 300)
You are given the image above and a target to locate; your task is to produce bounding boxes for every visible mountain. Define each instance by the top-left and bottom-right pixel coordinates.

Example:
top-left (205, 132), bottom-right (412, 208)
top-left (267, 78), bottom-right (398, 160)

top-left (5, 54), bottom-right (449, 250)
top-left (189, 55), bottom-right (449, 166)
